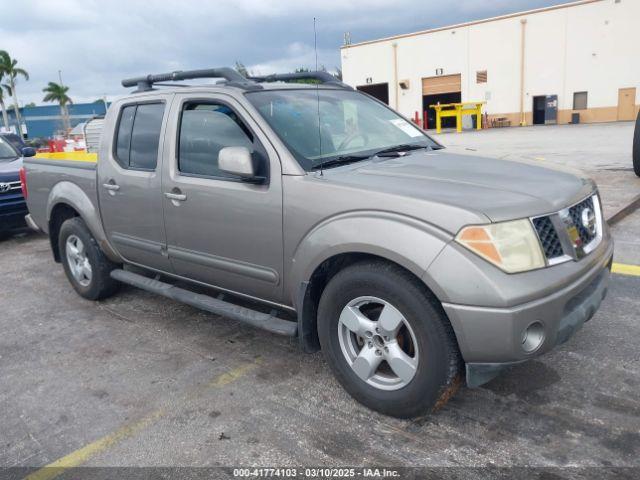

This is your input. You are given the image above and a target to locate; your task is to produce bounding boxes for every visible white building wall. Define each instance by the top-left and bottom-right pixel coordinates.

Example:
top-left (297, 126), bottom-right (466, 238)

top-left (341, 0), bottom-right (640, 124)
top-left (465, 17), bottom-right (523, 115)
top-left (563, 0), bottom-right (640, 109)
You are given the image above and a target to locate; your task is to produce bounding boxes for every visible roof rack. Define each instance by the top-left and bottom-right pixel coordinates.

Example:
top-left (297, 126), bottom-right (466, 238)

top-left (249, 71), bottom-right (352, 89)
top-left (121, 68), bottom-right (351, 92)
top-left (121, 68), bottom-right (260, 92)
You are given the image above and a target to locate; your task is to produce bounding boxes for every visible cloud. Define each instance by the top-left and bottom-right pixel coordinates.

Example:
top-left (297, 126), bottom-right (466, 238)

top-left (0, 0), bottom-right (570, 105)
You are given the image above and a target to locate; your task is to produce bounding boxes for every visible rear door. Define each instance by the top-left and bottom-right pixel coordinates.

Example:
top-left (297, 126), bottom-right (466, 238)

top-left (98, 94), bottom-right (173, 272)
top-left (618, 87), bottom-right (637, 121)
top-left (161, 92), bottom-right (284, 303)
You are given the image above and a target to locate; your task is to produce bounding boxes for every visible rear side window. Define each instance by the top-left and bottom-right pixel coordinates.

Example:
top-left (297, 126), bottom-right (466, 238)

top-left (115, 106), bottom-right (135, 167)
top-left (114, 103), bottom-right (165, 170)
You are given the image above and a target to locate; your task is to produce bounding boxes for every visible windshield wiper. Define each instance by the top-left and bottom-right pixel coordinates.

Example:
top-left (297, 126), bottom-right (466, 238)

top-left (311, 154), bottom-right (370, 171)
top-left (373, 144), bottom-right (431, 157)
top-left (311, 143), bottom-right (440, 171)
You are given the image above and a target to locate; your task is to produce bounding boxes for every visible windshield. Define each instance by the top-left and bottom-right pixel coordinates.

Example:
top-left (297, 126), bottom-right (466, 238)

top-left (0, 137), bottom-right (18, 160)
top-left (246, 88), bottom-right (439, 171)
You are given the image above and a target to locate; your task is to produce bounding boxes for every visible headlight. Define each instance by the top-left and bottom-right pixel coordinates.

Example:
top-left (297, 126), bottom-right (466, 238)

top-left (455, 219), bottom-right (545, 273)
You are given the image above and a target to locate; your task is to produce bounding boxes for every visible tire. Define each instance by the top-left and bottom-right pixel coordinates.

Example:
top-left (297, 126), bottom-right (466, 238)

top-left (58, 217), bottom-right (120, 300)
top-left (634, 111), bottom-right (640, 177)
top-left (317, 260), bottom-right (462, 418)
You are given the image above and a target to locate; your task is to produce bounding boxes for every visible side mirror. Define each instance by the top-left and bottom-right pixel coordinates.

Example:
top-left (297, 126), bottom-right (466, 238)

top-left (21, 147), bottom-right (36, 158)
top-left (218, 146), bottom-right (264, 183)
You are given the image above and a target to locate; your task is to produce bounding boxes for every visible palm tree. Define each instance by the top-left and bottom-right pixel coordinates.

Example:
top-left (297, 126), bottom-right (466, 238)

top-left (0, 51), bottom-right (29, 137)
top-left (42, 81), bottom-right (73, 133)
top-left (0, 83), bottom-right (9, 131)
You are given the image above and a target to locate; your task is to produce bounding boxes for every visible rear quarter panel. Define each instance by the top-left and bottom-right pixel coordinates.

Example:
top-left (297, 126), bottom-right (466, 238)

top-left (24, 158), bottom-right (119, 260)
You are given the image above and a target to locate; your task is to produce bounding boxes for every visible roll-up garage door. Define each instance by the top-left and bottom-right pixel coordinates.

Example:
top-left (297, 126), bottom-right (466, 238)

top-left (422, 74), bottom-right (462, 95)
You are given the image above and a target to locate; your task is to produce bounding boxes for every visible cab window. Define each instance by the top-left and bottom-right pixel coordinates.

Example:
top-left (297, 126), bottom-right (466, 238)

top-left (114, 102), bottom-right (165, 170)
top-left (177, 102), bottom-right (262, 179)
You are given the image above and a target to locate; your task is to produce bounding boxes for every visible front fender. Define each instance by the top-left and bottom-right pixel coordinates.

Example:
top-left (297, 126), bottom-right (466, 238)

top-left (287, 211), bottom-right (452, 305)
top-left (47, 181), bottom-right (120, 262)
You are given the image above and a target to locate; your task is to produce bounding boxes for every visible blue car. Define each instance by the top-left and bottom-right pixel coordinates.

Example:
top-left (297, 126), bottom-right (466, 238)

top-left (0, 132), bottom-right (26, 152)
top-left (0, 136), bottom-right (35, 239)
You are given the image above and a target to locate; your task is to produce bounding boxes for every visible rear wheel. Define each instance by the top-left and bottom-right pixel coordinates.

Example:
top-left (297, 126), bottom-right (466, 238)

top-left (317, 260), bottom-right (462, 418)
top-left (59, 217), bottom-right (120, 300)
top-left (633, 111), bottom-right (640, 177)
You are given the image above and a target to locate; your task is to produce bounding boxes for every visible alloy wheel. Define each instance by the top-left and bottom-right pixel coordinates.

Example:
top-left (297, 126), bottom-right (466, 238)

top-left (338, 296), bottom-right (419, 391)
top-left (65, 234), bottom-right (92, 287)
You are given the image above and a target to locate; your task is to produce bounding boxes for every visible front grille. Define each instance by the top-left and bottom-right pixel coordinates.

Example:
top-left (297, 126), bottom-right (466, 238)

top-left (569, 196), bottom-right (597, 246)
top-left (531, 193), bottom-right (601, 266)
top-left (532, 216), bottom-right (564, 259)
top-left (0, 181), bottom-right (21, 196)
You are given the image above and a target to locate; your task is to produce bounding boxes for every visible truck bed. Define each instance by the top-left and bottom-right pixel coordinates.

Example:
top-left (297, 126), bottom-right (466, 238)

top-left (24, 158), bottom-right (98, 235)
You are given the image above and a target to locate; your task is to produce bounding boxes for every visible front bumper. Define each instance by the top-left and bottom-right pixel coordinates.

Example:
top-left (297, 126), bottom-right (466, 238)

top-left (0, 204), bottom-right (28, 232)
top-left (442, 240), bottom-right (613, 387)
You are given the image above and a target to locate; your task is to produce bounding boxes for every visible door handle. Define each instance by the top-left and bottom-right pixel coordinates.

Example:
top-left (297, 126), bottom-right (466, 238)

top-left (164, 192), bottom-right (187, 201)
top-left (103, 181), bottom-right (120, 196)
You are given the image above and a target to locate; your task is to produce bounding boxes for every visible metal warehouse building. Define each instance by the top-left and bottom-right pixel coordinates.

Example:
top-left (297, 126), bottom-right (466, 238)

top-left (6, 102), bottom-right (108, 139)
top-left (341, 0), bottom-right (640, 129)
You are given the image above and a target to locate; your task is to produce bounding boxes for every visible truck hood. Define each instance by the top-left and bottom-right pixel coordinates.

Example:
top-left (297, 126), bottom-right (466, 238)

top-left (0, 156), bottom-right (21, 179)
top-left (325, 150), bottom-right (595, 222)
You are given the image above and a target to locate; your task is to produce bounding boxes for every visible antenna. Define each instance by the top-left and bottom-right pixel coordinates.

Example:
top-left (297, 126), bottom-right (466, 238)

top-left (314, 17), bottom-right (323, 176)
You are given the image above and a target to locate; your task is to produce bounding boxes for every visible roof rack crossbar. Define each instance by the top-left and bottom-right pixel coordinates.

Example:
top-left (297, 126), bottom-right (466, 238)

top-left (249, 71), bottom-right (352, 89)
top-left (121, 68), bottom-right (258, 92)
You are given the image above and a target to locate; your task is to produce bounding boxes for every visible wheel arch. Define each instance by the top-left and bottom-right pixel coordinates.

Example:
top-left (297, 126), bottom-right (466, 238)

top-left (48, 202), bottom-right (80, 262)
top-left (296, 251), bottom-right (458, 355)
top-left (290, 212), bottom-right (454, 353)
top-left (46, 182), bottom-right (120, 263)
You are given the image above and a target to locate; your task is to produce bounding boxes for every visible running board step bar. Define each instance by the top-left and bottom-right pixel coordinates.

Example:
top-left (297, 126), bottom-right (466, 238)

top-left (110, 269), bottom-right (297, 337)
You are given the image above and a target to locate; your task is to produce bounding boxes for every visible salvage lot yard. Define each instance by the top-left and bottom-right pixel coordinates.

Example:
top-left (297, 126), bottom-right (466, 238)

top-left (2, 122), bottom-right (640, 476)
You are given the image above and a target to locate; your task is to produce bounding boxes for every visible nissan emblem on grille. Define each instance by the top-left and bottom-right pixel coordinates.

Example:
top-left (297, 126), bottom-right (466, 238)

top-left (581, 207), bottom-right (596, 237)
top-left (0, 183), bottom-right (11, 193)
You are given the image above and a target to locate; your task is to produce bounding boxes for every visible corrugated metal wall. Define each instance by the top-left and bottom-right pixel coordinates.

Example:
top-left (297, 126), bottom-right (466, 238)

top-left (5, 102), bottom-right (109, 138)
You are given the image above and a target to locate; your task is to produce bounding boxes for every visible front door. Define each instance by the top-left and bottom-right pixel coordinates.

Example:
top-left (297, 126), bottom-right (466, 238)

top-left (98, 94), bottom-right (173, 272)
top-left (162, 93), bottom-right (284, 304)
top-left (618, 87), bottom-right (636, 121)
top-left (532, 96), bottom-right (546, 125)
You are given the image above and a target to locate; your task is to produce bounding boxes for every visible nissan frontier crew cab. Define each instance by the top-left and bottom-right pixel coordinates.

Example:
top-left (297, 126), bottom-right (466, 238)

top-left (22, 68), bottom-right (613, 418)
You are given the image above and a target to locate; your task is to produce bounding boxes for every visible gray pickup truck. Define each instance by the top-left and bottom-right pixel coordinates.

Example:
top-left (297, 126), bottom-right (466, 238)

top-left (23, 68), bottom-right (613, 418)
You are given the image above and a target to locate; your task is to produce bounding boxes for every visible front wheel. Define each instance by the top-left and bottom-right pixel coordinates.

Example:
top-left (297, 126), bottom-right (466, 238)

top-left (59, 217), bottom-right (120, 300)
top-left (317, 260), bottom-right (462, 418)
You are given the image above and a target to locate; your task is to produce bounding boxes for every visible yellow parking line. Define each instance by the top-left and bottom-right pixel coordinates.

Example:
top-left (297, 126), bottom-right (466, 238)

top-left (24, 410), bottom-right (164, 480)
top-left (208, 360), bottom-right (260, 387)
top-left (612, 262), bottom-right (640, 277)
top-left (23, 361), bottom-right (260, 480)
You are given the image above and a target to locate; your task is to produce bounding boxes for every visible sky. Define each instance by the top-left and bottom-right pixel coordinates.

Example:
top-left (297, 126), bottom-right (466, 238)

top-left (0, 0), bottom-right (574, 106)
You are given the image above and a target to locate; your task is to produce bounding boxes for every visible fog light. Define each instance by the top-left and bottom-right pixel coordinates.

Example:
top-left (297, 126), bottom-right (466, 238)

top-left (521, 322), bottom-right (545, 352)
